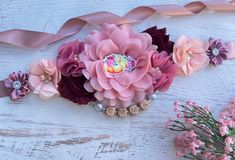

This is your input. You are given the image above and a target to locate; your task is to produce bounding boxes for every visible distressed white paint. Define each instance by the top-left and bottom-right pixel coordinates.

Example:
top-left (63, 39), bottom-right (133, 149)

top-left (0, 0), bottom-right (235, 159)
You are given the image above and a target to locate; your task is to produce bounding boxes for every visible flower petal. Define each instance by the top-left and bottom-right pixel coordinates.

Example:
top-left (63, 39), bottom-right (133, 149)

top-left (96, 39), bottom-right (119, 59)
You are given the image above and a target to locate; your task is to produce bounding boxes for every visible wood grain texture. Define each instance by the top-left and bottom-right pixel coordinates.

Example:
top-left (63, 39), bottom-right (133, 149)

top-left (1, 0), bottom-right (235, 159)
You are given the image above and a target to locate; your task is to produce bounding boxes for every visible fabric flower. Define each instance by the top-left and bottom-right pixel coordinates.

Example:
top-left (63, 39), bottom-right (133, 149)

top-left (57, 40), bottom-right (85, 77)
top-left (4, 71), bottom-right (30, 100)
top-left (143, 26), bottom-right (174, 54)
top-left (80, 23), bottom-right (155, 107)
top-left (29, 59), bottom-right (61, 99)
top-left (207, 38), bottom-right (228, 66)
top-left (58, 75), bottom-right (96, 105)
top-left (150, 51), bottom-right (177, 91)
top-left (173, 35), bottom-right (209, 75)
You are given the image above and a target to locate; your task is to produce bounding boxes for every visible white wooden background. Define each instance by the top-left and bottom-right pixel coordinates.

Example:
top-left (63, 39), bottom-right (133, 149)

top-left (0, 0), bottom-right (235, 159)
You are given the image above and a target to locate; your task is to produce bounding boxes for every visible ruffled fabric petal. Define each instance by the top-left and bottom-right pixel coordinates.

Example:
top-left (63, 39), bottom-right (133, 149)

top-left (173, 35), bottom-right (209, 76)
top-left (81, 23), bottom-right (155, 108)
top-left (29, 59), bottom-right (61, 99)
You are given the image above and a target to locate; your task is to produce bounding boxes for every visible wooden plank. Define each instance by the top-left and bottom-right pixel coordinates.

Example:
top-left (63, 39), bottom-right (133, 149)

top-left (1, 0), bottom-right (235, 159)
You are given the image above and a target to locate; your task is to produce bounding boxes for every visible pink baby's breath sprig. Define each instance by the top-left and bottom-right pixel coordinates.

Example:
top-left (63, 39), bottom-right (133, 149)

top-left (167, 101), bottom-right (235, 160)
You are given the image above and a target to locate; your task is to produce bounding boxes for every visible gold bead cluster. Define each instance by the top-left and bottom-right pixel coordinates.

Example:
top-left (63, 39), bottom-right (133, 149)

top-left (40, 74), bottom-right (52, 84)
top-left (104, 99), bottom-right (150, 117)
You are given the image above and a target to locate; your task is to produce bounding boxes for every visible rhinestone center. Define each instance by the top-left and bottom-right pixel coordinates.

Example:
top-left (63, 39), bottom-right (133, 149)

top-left (212, 48), bottom-right (220, 56)
top-left (103, 53), bottom-right (136, 74)
top-left (13, 81), bottom-right (22, 90)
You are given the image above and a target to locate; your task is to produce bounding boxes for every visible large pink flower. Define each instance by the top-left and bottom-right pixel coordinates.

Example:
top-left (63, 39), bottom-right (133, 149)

top-left (80, 24), bottom-right (155, 108)
top-left (173, 35), bottom-right (209, 75)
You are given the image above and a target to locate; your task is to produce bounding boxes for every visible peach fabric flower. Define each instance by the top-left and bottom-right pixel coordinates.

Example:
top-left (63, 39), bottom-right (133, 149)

top-left (173, 35), bottom-right (209, 75)
top-left (80, 23), bottom-right (155, 108)
top-left (29, 59), bottom-right (61, 99)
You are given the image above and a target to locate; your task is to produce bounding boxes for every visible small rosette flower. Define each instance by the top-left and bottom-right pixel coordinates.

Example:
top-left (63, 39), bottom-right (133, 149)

top-left (150, 51), bottom-right (177, 91)
top-left (4, 71), bottom-right (30, 100)
top-left (207, 38), bottom-right (228, 66)
top-left (143, 26), bottom-right (174, 54)
top-left (57, 40), bottom-right (85, 77)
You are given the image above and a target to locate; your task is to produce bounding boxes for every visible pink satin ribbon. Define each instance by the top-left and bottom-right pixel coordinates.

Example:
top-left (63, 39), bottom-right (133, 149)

top-left (0, 81), bottom-right (8, 98)
top-left (0, 0), bottom-right (235, 48)
top-left (1, 0), bottom-right (235, 98)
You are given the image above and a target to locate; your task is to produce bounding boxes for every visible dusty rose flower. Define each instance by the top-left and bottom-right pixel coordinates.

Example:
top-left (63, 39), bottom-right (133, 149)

top-left (29, 59), bottom-right (61, 99)
top-left (143, 26), bottom-right (174, 54)
top-left (58, 75), bottom-right (96, 105)
top-left (207, 38), bottom-right (228, 66)
top-left (173, 35), bottom-right (210, 75)
top-left (57, 40), bottom-right (85, 77)
top-left (80, 23), bottom-right (155, 107)
top-left (150, 51), bottom-right (177, 91)
top-left (4, 71), bottom-right (30, 100)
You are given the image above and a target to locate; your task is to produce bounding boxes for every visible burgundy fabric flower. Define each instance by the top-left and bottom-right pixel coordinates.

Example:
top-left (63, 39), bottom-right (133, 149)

top-left (150, 51), bottom-right (177, 91)
top-left (143, 26), bottom-right (174, 54)
top-left (4, 71), bottom-right (30, 100)
top-left (207, 38), bottom-right (228, 66)
top-left (58, 75), bottom-right (96, 105)
top-left (57, 40), bottom-right (85, 77)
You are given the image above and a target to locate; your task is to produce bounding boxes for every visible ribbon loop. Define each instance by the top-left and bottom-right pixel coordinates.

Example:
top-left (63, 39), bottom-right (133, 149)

top-left (0, 0), bottom-right (234, 49)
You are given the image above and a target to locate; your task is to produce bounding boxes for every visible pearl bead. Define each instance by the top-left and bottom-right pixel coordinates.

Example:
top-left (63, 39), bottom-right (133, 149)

top-left (149, 93), bottom-right (157, 101)
top-left (95, 103), bottom-right (103, 111)
top-left (40, 74), bottom-right (46, 81)
top-left (12, 81), bottom-right (22, 90)
top-left (212, 48), bottom-right (219, 56)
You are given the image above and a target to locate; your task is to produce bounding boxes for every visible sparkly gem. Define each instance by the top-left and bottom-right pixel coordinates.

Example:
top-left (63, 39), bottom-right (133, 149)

top-left (40, 74), bottom-right (46, 81)
top-left (12, 81), bottom-right (22, 90)
top-left (212, 48), bottom-right (220, 56)
top-left (103, 53), bottom-right (136, 74)
top-left (148, 93), bottom-right (158, 101)
top-left (44, 80), bottom-right (50, 84)
top-left (187, 52), bottom-right (193, 61)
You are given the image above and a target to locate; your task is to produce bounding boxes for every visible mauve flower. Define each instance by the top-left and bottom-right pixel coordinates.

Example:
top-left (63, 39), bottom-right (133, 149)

top-left (173, 35), bottom-right (210, 75)
top-left (80, 23), bottom-right (155, 107)
top-left (57, 40), bottom-right (85, 77)
top-left (58, 75), bottom-right (96, 105)
top-left (143, 26), bottom-right (174, 54)
top-left (29, 59), bottom-right (61, 99)
top-left (207, 38), bottom-right (228, 66)
top-left (150, 51), bottom-right (177, 91)
top-left (4, 71), bottom-right (30, 100)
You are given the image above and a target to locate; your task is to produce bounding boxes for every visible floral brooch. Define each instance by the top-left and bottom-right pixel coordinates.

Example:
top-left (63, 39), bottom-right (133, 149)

top-left (0, 24), bottom-right (233, 117)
